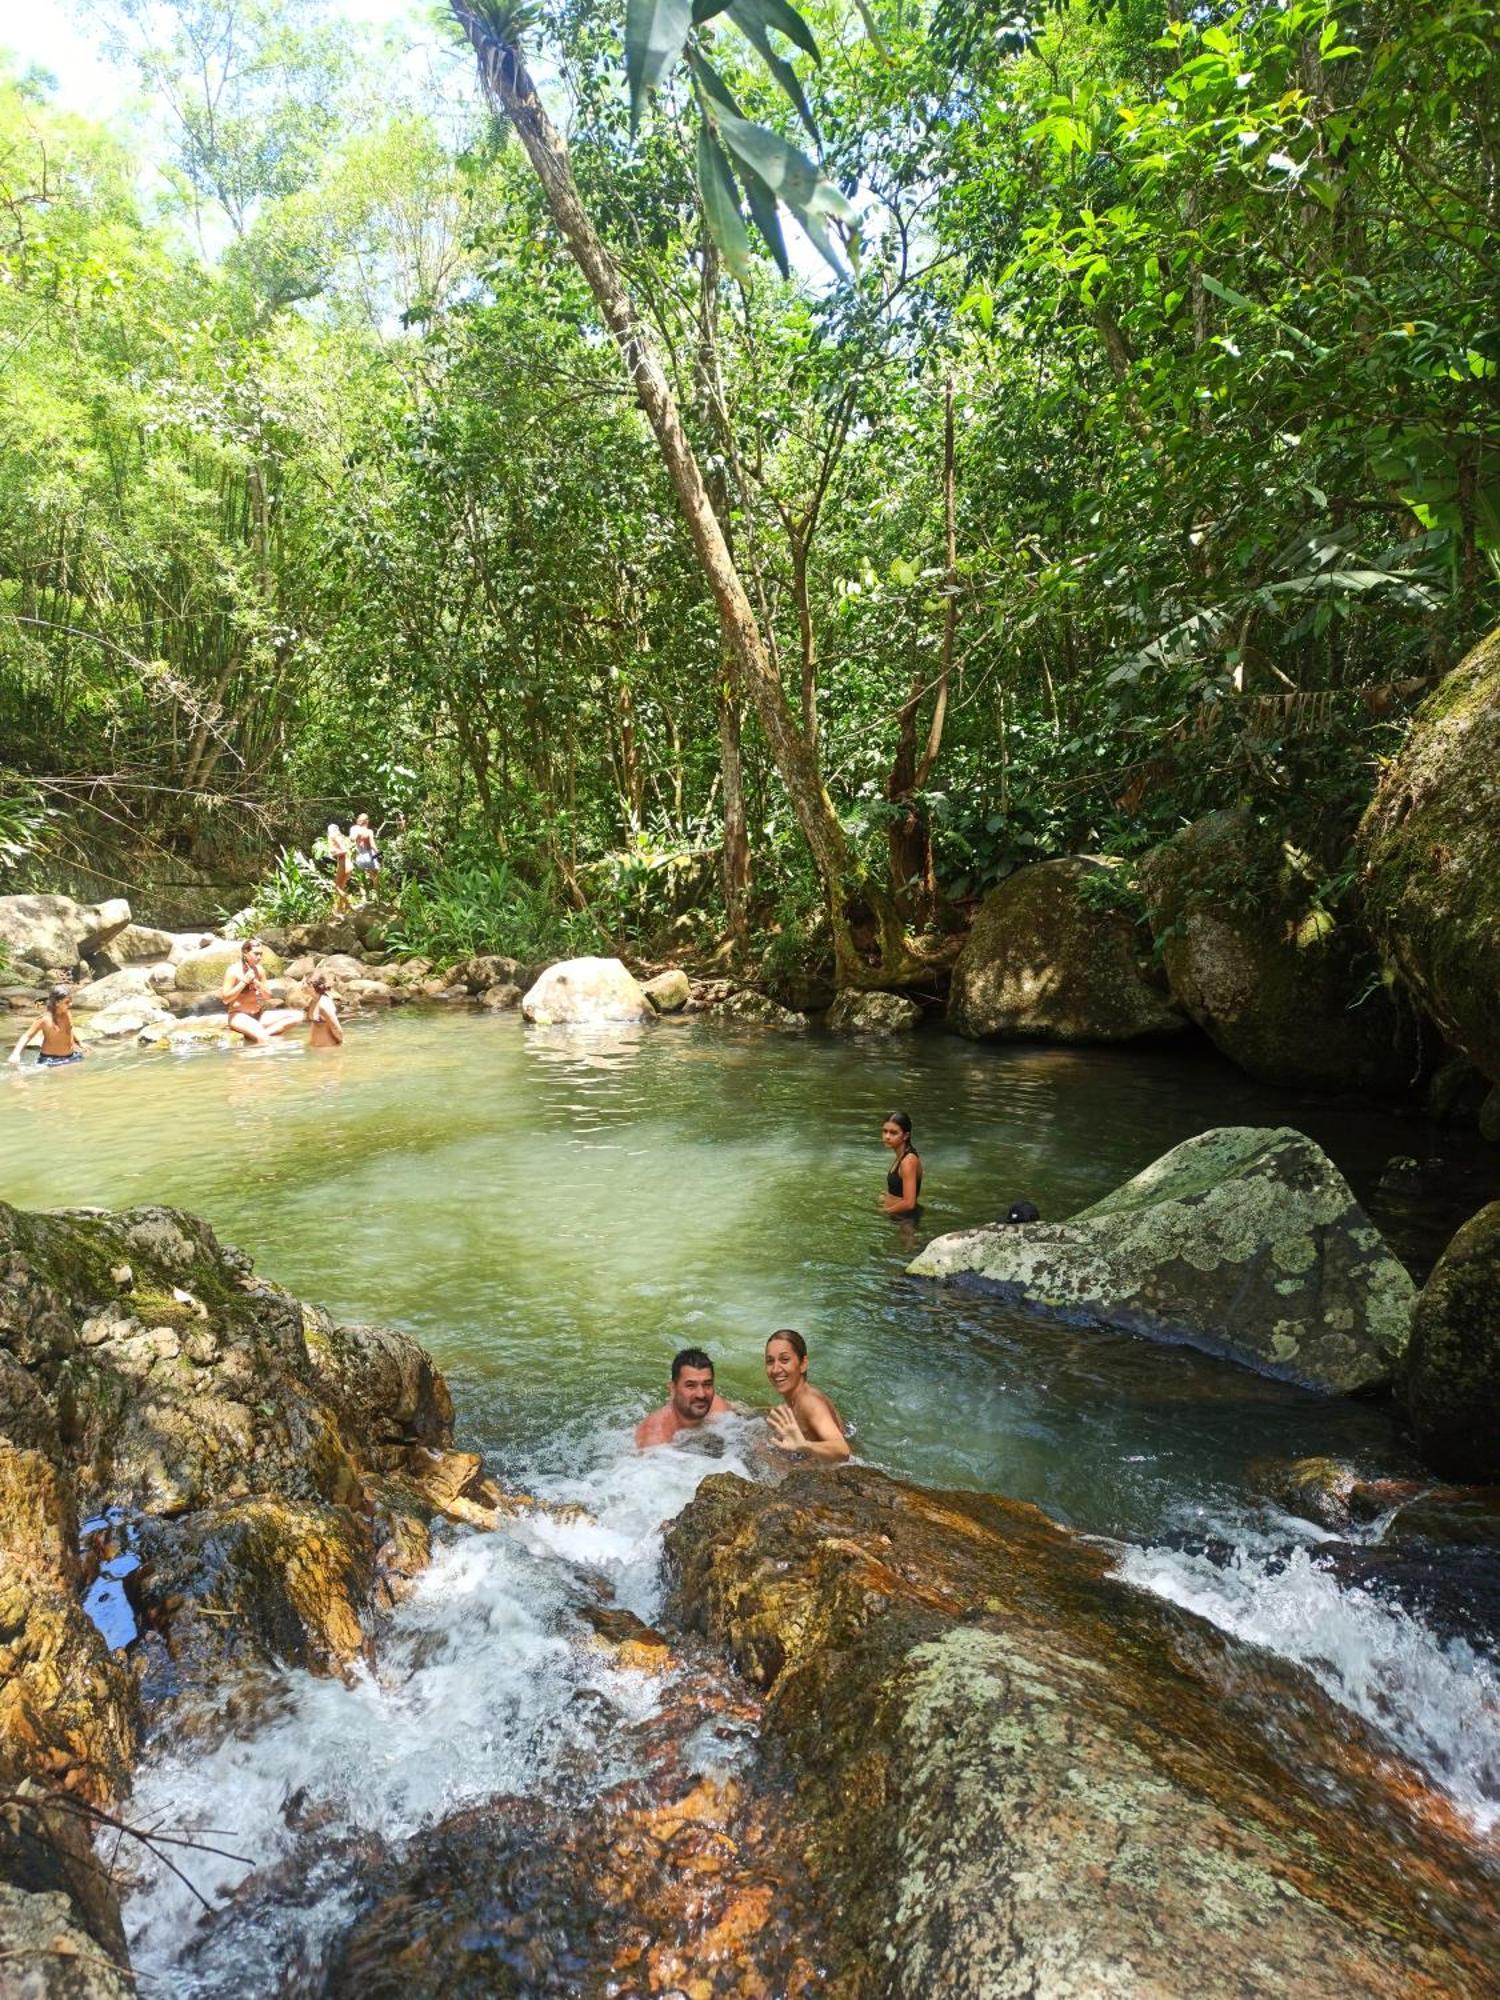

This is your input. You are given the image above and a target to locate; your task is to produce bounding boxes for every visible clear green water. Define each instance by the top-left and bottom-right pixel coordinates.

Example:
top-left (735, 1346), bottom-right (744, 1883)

top-left (0, 1007), bottom-right (1467, 1535)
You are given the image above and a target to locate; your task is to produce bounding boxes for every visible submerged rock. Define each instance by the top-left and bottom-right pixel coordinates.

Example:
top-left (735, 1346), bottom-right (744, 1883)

top-left (1403, 1201), bottom-right (1500, 1479)
top-left (1143, 809), bottom-right (1421, 1093)
top-left (827, 988), bottom-right (922, 1035)
top-left (667, 1465), bottom-right (1500, 1999)
top-left (909, 1126), bottom-right (1415, 1392)
top-left (950, 855), bottom-right (1184, 1044)
top-left (522, 956), bottom-right (654, 1026)
top-left (1359, 624), bottom-right (1500, 1087)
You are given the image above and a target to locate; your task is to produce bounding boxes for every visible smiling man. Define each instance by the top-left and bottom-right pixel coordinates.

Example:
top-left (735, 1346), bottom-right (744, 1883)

top-left (635, 1347), bottom-right (730, 1447)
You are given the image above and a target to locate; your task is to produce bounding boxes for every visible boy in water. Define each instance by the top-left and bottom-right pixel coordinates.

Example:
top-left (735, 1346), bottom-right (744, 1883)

top-left (8, 985), bottom-right (85, 1068)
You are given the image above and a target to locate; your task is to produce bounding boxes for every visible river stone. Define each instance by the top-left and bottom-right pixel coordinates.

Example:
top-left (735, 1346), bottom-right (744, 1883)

top-left (707, 988), bottom-right (809, 1032)
top-left (1403, 1201), bottom-right (1500, 1479)
top-left (642, 968), bottom-right (692, 1014)
top-left (1359, 625), bottom-right (1500, 1086)
top-left (909, 1126), bottom-right (1415, 1393)
top-left (950, 856), bottom-right (1183, 1043)
top-left (0, 1884), bottom-right (134, 1998)
top-left (522, 956), bottom-right (654, 1026)
top-left (69, 966), bottom-right (166, 1012)
top-left (82, 1001), bottom-right (174, 1043)
top-left (1143, 810), bottom-right (1421, 1093)
top-left (0, 895), bottom-right (131, 972)
top-left (478, 982), bottom-right (522, 1010)
top-left (666, 1466), bottom-right (1500, 1999)
top-left (827, 988), bottom-right (921, 1034)
top-left (174, 940), bottom-right (283, 991)
top-left (452, 953), bottom-right (530, 994)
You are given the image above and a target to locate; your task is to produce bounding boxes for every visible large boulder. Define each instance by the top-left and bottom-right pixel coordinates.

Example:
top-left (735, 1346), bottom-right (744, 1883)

top-left (1359, 625), bottom-right (1500, 1086)
top-left (521, 956), bottom-right (654, 1026)
top-left (0, 896), bottom-right (131, 971)
top-left (1143, 810), bottom-right (1421, 1093)
top-left (909, 1126), bottom-right (1415, 1393)
top-left (81, 1001), bottom-right (174, 1044)
top-left (950, 856), bottom-right (1183, 1043)
top-left (1403, 1202), bottom-right (1500, 1479)
top-left (451, 953), bottom-right (531, 995)
top-left (173, 940), bottom-right (283, 992)
top-left (827, 988), bottom-right (922, 1035)
top-left (667, 1467), bottom-right (1497, 1998)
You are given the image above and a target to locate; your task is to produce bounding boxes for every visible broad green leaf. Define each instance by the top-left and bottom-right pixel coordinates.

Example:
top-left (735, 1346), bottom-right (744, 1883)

top-left (687, 47), bottom-right (744, 116)
top-left (625, 0), bottom-right (694, 131)
top-left (726, 3), bottom-right (819, 138)
top-left (738, 157), bottom-right (790, 277)
top-left (725, 0), bottom-right (819, 63)
top-left (715, 108), bottom-right (854, 222)
top-left (697, 120), bottom-right (753, 281)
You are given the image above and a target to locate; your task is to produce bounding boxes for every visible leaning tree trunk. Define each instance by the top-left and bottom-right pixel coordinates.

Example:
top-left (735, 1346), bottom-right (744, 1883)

top-left (449, 3), bottom-right (920, 987)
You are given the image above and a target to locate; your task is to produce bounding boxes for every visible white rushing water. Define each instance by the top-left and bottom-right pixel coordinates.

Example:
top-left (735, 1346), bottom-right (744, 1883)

top-left (120, 1415), bottom-right (763, 1995)
top-left (1117, 1506), bottom-right (1500, 1835)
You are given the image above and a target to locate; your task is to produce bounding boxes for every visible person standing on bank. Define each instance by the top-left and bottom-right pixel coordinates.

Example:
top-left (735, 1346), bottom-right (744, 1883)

top-left (351, 813), bottom-right (380, 897)
top-left (764, 1329), bottom-right (850, 1462)
top-left (326, 820), bottom-right (352, 911)
top-left (880, 1110), bottom-right (923, 1216)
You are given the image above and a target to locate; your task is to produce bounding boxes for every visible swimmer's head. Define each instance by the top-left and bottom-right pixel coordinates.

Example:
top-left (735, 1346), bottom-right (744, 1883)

top-left (670, 1347), bottom-right (716, 1423)
top-left (309, 972), bottom-right (330, 994)
top-left (881, 1110), bottom-right (912, 1151)
top-left (1005, 1200), bottom-right (1040, 1224)
top-left (241, 937), bottom-right (263, 961)
top-left (765, 1328), bottom-right (809, 1396)
top-left (47, 983), bottom-right (71, 1012)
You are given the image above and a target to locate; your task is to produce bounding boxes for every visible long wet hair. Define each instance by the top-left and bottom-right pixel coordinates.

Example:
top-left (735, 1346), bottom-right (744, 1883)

top-left (884, 1110), bottom-right (913, 1144)
top-left (767, 1328), bottom-right (808, 1361)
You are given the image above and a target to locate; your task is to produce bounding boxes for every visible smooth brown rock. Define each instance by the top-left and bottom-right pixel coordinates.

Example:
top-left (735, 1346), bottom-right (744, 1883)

top-left (666, 1466), bottom-right (1500, 1999)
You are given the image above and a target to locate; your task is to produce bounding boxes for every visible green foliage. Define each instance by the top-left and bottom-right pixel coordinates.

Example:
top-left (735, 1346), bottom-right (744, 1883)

top-left (387, 854), bottom-right (604, 965)
top-left (244, 848), bottom-right (332, 928)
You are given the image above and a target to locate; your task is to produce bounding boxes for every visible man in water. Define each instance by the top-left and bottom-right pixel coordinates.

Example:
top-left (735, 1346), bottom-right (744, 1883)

top-left (635, 1347), bottom-right (730, 1447)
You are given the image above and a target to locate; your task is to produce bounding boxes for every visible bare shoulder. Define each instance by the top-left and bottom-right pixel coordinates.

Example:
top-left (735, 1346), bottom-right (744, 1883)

top-left (796, 1383), bottom-right (845, 1431)
top-left (635, 1405), bottom-right (674, 1448)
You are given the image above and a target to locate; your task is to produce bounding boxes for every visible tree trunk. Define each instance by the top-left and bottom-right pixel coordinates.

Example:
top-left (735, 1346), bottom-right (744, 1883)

top-left (449, 4), bottom-right (887, 972)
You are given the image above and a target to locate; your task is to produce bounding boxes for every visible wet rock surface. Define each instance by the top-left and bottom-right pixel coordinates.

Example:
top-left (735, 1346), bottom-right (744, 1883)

top-left (707, 988), bottom-right (809, 1032)
top-left (950, 855), bottom-right (1184, 1044)
top-left (909, 1125), bottom-right (1416, 1393)
top-left (522, 956), bottom-right (655, 1026)
top-left (826, 988), bottom-right (921, 1035)
top-left (0, 1199), bottom-right (485, 1988)
top-left (667, 1465), bottom-right (1500, 1999)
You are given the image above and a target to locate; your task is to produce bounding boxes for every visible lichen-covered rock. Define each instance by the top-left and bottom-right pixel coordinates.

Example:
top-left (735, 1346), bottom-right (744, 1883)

top-left (478, 982), bottom-right (522, 1011)
top-left (0, 897), bottom-right (131, 973)
top-left (173, 941), bottom-right (283, 991)
top-left (451, 953), bottom-right (531, 995)
top-left (827, 989), bottom-right (922, 1035)
top-left (950, 856), bottom-right (1183, 1043)
top-left (0, 1882), bottom-right (134, 1998)
top-left (642, 968), bottom-right (692, 1014)
top-left (706, 988), bottom-right (809, 1032)
top-left (666, 1466), bottom-right (1500, 1999)
top-left (1143, 810), bottom-right (1421, 1093)
top-left (1403, 1201), bottom-right (1500, 1479)
top-left (522, 956), bottom-right (654, 1025)
top-left (909, 1126), bottom-right (1415, 1392)
top-left (1359, 626), bottom-right (1500, 1086)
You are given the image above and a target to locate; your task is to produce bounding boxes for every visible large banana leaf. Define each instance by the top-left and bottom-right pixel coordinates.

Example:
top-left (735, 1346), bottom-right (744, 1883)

top-left (625, 0), bottom-right (695, 131)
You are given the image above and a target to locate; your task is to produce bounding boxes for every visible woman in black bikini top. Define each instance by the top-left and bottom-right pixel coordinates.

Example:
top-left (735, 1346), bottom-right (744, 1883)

top-left (880, 1110), bottom-right (923, 1216)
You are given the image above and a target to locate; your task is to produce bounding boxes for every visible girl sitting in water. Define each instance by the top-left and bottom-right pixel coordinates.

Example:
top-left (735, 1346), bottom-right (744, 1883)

top-left (304, 972), bottom-right (343, 1048)
top-left (8, 985), bottom-right (84, 1069)
top-left (765, 1329), bottom-right (850, 1462)
top-left (880, 1110), bottom-right (923, 1216)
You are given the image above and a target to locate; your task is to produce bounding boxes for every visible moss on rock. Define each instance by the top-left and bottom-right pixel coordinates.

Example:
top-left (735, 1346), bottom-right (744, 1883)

top-left (1403, 1201), bottom-right (1500, 1479)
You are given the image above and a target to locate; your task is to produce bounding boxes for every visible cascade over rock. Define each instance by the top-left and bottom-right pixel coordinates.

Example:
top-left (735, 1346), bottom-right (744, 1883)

top-left (521, 955), bottom-right (654, 1025)
top-left (666, 1465), bottom-right (1500, 1999)
top-left (950, 855), bottom-right (1184, 1043)
top-left (1403, 1201), bottom-right (1500, 1479)
top-left (1358, 624), bottom-right (1500, 1087)
top-left (0, 1198), bottom-right (483, 1984)
top-left (0, 895), bottom-right (131, 972)
top-left (909, 1126), bottom-right (1415, 1392)
top-left (1142, 809), bottom-right (1420, 1093)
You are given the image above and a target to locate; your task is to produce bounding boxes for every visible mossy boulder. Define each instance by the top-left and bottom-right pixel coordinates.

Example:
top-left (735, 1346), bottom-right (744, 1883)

top-left (1143, 809), bottom-right (1421, 1093)
top-left (1403, 1201), bottom-right (1500, 1479)
top-left (909, 1126), bottom-right (1415, 1392)
top-left (666, 1466), bottom-right (1499, 1997)
top-left (827, 989), bottom-right (922, 1035)
top-left (950, 856), bottom-right (1184, 1043)
top-left (707, 988), bottom-right (808, 1031)
top-left (642, 967), bottom-right (692, 1014)
top-left (1358, 624), bottom-right (1500, 1087)
top-left (173, 941), bottom-right (283, 993)
top-left (0, 896), bottom-right (131, 973)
